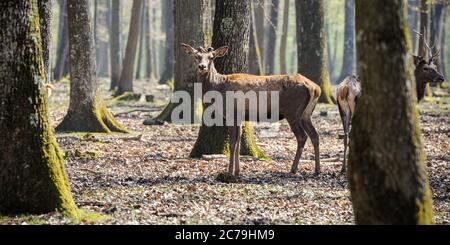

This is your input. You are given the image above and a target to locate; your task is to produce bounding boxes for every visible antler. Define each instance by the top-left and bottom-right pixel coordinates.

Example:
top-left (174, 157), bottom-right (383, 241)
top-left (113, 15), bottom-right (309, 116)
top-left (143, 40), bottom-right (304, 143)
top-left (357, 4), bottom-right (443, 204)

top-left (413, 29), bottom-right (438, 61)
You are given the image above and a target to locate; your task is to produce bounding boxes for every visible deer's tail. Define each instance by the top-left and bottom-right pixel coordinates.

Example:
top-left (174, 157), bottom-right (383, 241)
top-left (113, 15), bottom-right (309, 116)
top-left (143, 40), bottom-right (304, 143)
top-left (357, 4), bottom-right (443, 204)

top-left (301, 82), bottom-right (321, 120)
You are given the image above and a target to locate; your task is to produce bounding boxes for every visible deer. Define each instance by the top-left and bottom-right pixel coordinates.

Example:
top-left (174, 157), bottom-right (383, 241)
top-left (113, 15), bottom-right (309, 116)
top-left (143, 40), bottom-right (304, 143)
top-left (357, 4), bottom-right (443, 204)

top-left (336, 74), bottom-right (361, 173)
top-left (412, 30), bottom-right (446, 102)
top-left (44, 83), bottom-right (55, 98)
top-left (181, 43), bottom-right (322, 179)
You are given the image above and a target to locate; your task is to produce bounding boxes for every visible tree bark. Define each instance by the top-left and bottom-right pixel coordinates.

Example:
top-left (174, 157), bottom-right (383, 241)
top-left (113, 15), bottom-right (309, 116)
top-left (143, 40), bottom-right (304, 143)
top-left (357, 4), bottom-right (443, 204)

top-left (158, 0), bottom-right (175, 84)
top-left (145, 0), bottom-right (154, 80)
top-left (418, 0), bottom-right (430, 58)
top-left (190, 0), bottom-right (266, 159)
top-left (152, 4), bottom-right (160, 79)
top-left (295, 0), bottom-right (335, 104)
top-left (337, 0), bottom-right (356, 82)
top-left (37, 0), bottom-right (53, 82)
top-left (248, 1), bottom-right (262, 75)
top-left (279, 0), bottom-right (290, 74)
top-left (430, 2), bottom-right (446, 73)
top-left (408, 0), bottom-right (420, 53)
top-left (265, 0), bottom-right (279, 74)
top-left (349, 0), bottom-right (433, 225)
top-left (56, 0), bottom-right (127, 133)
top-left (135, 2), bottom-right (146, 80)
top-left (254, 0), bottom-right (266, 74)
top-left (53, 0), bottom-right (69, 81)
top-left (109, 0), bottom-right (122, 90)
top-left (0, 0), bottom-right (78, 217)
top-left (156, 0), bottom-right (212, 123)
top-left (116, 0), bottom-right (144, 95)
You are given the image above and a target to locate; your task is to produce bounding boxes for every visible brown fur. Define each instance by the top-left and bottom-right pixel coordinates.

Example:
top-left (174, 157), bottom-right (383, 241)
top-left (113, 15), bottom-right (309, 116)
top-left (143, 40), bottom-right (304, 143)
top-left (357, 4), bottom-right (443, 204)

top-left (182, 43), bottom-right (322, 177)
top-left (336, 75), bottom-right (361, 173)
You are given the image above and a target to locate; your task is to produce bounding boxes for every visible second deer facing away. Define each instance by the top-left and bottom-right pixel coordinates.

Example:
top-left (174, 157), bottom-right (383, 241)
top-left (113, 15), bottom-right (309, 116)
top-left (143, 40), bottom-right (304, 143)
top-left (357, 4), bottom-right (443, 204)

top-left (181, 43), bottom-right (322, 178)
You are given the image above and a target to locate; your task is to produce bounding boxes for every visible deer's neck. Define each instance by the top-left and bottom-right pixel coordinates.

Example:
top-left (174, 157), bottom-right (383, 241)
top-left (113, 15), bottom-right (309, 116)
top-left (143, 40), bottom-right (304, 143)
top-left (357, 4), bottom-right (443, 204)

top-left (197, 63), bottom-right (227, 94)
top-left (415, 72), bottom-right (427, 101)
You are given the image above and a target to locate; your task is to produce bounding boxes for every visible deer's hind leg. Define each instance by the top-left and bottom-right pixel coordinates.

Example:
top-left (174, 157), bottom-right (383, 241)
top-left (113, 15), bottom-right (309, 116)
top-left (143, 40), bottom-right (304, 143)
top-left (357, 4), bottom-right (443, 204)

top-left (301, 117), bottom-right (320, 175)
top-left (233, 125), bottom-right (243, 177)
top-left (228, 126), bottom-right (238, 174)
top-left (288, 120), bottom-right (308, 174)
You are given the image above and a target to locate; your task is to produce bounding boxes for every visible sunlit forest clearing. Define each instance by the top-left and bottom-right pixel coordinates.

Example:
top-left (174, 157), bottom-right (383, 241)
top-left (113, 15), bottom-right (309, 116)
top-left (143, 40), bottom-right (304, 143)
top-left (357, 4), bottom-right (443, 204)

top-left (0, 0), bottom-right (449, 225)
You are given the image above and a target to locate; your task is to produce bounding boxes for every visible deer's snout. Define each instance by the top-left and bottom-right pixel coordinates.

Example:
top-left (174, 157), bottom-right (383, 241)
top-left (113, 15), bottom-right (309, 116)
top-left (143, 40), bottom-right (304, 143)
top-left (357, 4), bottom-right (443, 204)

top-left (198, 64), bottom-right (207, 70)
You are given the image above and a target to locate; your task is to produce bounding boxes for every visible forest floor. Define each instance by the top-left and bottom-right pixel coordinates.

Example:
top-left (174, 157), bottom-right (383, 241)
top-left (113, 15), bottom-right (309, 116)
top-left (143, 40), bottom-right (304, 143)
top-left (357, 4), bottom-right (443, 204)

top-left (1, 78), bottom-right (449, 225)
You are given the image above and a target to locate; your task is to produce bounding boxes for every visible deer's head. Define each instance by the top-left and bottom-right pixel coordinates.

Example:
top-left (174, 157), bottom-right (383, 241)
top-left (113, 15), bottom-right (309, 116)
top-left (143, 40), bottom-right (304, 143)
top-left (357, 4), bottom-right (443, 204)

top-left (181, 43), bottom-right (229, 75)
top-left (413, 54), bottom-right (445, 86)
top-left (412, 30), bottom-right (446, 87)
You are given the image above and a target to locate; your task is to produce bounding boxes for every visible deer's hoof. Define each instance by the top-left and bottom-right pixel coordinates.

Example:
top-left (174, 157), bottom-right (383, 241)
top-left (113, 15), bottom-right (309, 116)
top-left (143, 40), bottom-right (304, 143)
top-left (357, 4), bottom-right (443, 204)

top-left (215, 172), bottom-right (238, 183)
top-left (290, 169), bottom-right (298, 174)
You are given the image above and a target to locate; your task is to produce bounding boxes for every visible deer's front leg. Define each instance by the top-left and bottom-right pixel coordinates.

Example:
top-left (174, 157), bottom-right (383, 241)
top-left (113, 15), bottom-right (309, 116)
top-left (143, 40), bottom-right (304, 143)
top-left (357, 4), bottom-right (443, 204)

top-left (234, 125), bottom-right (243, 177)
top-left (228, 126), bottom-right (238, 174)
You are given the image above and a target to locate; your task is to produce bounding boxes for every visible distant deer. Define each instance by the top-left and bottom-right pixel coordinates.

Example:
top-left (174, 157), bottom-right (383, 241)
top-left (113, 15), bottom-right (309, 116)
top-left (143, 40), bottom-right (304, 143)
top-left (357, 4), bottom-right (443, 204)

top-left (181, 43), bottom-right (322, 178)
top-left (336, 75), bottom-right (361, 173)
top-left (412, 30), bottom-right (446, 101)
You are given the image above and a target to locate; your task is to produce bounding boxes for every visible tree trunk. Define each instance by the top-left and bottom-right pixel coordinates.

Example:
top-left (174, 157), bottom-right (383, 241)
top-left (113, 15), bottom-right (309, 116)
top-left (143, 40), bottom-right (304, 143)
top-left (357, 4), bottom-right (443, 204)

top-left (145, 0), bottom-right (154, 80)
top-left (116, 0), bottom-right (144, 95)
top-left (98, 0), bottom-right (111, 77)
top-left (152, 4), bottom-right (160, 79)
top-left (350, 0), bottom-right (433, 225)
top-left (408, 0), bottom-right (420, 53)
top-left (53, 0), bottom-right (69, 81)
top-left (0, 0), bottom-right (78, 217)
top-left (159, 0), bottom-right (175, 84)
top-left (56, 0), bottom-right (127, 133)
top-left (279, 0), bottom-right (290, 74)
top-left (430, 3), bottom-right (445, 73)
top-left (135, 2), bottom-right (146, 80)
top-left (254, 0), bottom-right (266, 74)
top-left (156, 0), bottom-right (212, 123)
top-left (248, 1), bottom-right (262, 75)
top-left (190, 0), bottom-right (266, 159)
top-left (418, 0), bottom-right (431, 97)
top-left (337, 0), bottom-right (356, 82)
top-left (38, 0), bottom-right (53, 82)
top-left (295, 0), bottom-right (335, 104)
top-left (109, 0), bottom-right (121, 90)
top-left (265, 0), bottom-right (279, 74)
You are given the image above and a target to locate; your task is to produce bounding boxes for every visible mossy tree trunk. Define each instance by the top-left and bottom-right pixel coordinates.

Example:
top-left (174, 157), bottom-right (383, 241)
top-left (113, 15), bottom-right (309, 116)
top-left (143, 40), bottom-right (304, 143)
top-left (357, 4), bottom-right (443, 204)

top-left (337, 0), bottom-right (356, 82)
top-left (0, 0), bottom-right (78, 217)
top-left (349, 0), bottom-right (433, 224)
top-left (156, 0), bottom-right (212, 123)
top-left (190, 0), bottom-right (266, 159)
top-left (56, 0), bottom-right (127, 133)
top-left (116, 0), bottom-right (144, 96)
top-left (279, 0), bottom-right (290, 74)
top-left (158, 0), bottom-right (175, 84)
top-left (295, 0), bottom-right (335, 104)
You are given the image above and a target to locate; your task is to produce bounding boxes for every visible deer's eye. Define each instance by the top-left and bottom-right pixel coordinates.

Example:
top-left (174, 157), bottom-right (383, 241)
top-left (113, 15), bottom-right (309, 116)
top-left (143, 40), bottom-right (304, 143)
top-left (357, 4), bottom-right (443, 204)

top-left (423, 67), bottom-right (430, 71)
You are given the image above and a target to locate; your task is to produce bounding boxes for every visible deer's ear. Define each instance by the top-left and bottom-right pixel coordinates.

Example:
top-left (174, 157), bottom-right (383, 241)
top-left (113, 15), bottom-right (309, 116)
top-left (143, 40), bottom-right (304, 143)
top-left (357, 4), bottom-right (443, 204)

top-left (181, 43), bottom-right (196, 55)
top-left (412, 55), bottom-right (423, 66)
top-left (213, 46), bottom-right (229, 58)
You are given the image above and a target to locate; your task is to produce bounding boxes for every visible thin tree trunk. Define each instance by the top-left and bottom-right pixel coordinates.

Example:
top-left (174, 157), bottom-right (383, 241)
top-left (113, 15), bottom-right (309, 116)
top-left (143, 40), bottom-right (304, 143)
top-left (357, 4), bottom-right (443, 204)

top-left (248, 1), bottom-right (261, 75)
top-left (54, 0), bottom-right (69, 81)
top-left (350, 0), bottom-right (433, 224)
top-left (408, 0), bottom-right (420, 53)
top-left (57, 0), bottom-right (127, 133)
top-left (265, 0), bottom-right (279, 74)
top-left (430, 3), bottom-right (446, 73)
top-left (190, 0), bottom-right (266, 159)
top-left (152, 4), bottom-right (160, 79)
top-left (135, 3), bottom-right (146, 80)
top-left (38, 0), bottom-right (53, 82)
top-left (145, 0), bottom-right (154, 80)
top-left (0, 0), bottom-right (78, 217)
top-left (296, 0), bottom-right (335, 104)
top-left (159, 0), bottom-right (175, 84)
top-left (116, 0), bottom-right (144, 95)
top-left (337, 0), bottom-right (356, 82)
top-left (254, 0), bottom-right (265, 74)
top-left (279, 0), bottom-right (290, 74)
top-left (156, 0), bottom-right (211, 123)
top-left (109, 0), bottom-right (121, 90)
